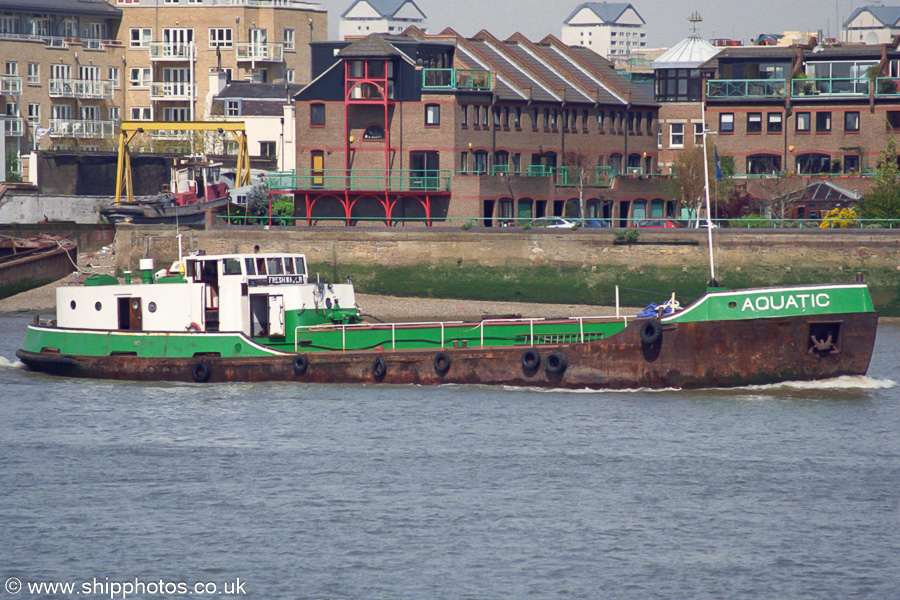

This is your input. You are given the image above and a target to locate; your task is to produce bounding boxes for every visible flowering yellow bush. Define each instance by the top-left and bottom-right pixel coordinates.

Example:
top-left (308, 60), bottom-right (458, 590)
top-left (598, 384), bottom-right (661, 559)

top-left (819, 207), bottom-right (858, 228)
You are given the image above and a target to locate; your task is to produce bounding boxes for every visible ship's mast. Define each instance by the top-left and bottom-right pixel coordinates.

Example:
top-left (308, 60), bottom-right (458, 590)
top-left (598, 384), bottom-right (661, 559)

top-left (700, 99), bottom-right (718, 287)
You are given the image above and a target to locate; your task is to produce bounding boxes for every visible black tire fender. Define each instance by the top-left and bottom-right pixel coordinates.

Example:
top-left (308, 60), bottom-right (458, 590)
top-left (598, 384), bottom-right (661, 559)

top-left (192, 361), bottom-right (210, 383)
top-left (545, 351), bottom-right (568, 375)
top-left (521, 348), bottom-right (541, 371)
top-left (639, 320), bottom-right (663, 345)
top-left (293, 354), bottom-right (309, 377)
top-left (433, 352), bottom-right (451, 375)
top-left (372, 356), bottom-right (387, 379)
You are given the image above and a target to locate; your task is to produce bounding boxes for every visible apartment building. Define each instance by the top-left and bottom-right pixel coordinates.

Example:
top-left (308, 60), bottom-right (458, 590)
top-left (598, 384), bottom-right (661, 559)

top-left (0, 0), bottom-right (125, 162)
top-left (339, 0), bottom-right (426, 40)
top-left (701, 41), bottom-right (900, 177)
top-left (110, 0), bottom-right (326, 129)
top-left (561, 2), bottom-right (647, 59)
top-left (271, 30), bottom-right (666, 227)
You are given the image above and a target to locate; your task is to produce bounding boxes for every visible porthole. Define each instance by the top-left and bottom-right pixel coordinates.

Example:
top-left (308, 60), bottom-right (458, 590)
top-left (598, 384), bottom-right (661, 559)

top-left (70, 300), bottom-right (76, 310)
top-left (148, 302), bottom-right (157, 313)
top-left (95, 301), bottom-right (102, 311)
top-left (234, 343), bottom-right (242, 354)
top-left (728, 301), bottom-right (737, 309)
top-left (131, 300), bottom-right (139, 311)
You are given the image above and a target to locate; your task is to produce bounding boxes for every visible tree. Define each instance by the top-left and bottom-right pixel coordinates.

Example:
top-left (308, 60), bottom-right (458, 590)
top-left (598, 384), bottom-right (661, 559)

top-left (857, 135), bottom-right (900, 224)
top-left (561, 150), bottom-right (593, 219)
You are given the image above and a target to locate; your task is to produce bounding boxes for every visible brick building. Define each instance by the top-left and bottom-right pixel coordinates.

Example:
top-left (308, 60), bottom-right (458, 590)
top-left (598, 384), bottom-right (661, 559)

top-left (273, 30), bottom-right (669, 227)
top-left (0, 0), bottom-right (125, 161)
top-left (702, 40), bottom-right (900, 177)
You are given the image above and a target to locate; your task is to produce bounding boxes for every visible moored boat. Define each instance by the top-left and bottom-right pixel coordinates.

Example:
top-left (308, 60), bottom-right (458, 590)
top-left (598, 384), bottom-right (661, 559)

top-left (0, 235), bottom-right (77, 300)
top-left (100, 157), bottom-right (231, 225)
top-left (15, 251), bottom-right (878, 389)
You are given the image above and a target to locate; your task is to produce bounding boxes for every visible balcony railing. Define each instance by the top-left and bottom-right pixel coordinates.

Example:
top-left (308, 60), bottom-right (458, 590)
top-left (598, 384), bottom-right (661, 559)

top-left (49, 119), bottom-right (117, 139)
top-left (706, 78), bottom-right (787, 99)
top-left (526, 164), bottom-right (553, 177)
top-left (4, 117), bottom-right (23, 137)
top-left (554, 166), bottom-right (614, 187)
top-left (236, 43), bottom-right (284, 62)
top-left (0, 76), bottom-right (22, 95)
top-left (422, 68), bottom-right (492, 91)
top-left (150, 82), bottom-right (196, 100)
top-left (149, 42), bottom-right (196, 61)
top-left (49, 78), bottom-right (115, 100)
top-left (268, 169), bottom-right (452, 193)
top-left (791, 76), bottom-right (870, 97)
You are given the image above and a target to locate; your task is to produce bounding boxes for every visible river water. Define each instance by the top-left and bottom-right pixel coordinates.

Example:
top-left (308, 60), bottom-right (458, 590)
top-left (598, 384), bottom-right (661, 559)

top-left (0, 313), bottom-right (897, 600)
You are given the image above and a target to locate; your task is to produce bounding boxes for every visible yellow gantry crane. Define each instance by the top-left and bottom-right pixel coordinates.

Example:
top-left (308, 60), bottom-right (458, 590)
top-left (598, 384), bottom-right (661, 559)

top-left (114, 121), bottom-right (251, 204)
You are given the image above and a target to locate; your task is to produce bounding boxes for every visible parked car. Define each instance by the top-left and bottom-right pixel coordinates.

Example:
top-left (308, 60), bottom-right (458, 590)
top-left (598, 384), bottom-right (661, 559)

top-left (530, 216), bottom-right (578, 229)
top-left (690, 219), bottom-right (719, 229)
top-left (636, 219), bottom-right (682, 229)
top-left (582, 219), bottom-right (611, 228)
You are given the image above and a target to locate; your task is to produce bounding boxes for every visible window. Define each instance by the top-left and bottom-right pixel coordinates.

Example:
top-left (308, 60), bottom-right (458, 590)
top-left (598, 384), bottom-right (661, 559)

top-left (27, 103), bottom-right (39, 124)
top-left (283, 29), bottom-right (294, 50)
top-left (719, 113), bottom-right (734, 133)
top-left (225, 100), bottom-right (241, 117)
top-left (669, 123), bottom-right (684, 148)
top-left (514, 107), bottom-right (521, 129)
top-left (844, 154), bottom-right (860, 173)
top-left (129, 68), bottom-right (151, 88)
top-left (27, 63), bottom-right (38, 85)
top-left (130, 107), bottom-right (151, 120)
top-left (5, 61), bottom-right (16, 76)
top-left (311, 103), bottom-right (325, 126)
top-left (481, 105), bottom-right (488, 127)
top-left (282, 68), bottom-right (293, 84)
top-left (888, 111), bottom-right (900, 129)
top-left (694, 122), bottom-right (703, 144)
top-left (108, 66), bottom-right (120, 88)
top-left (550, 109), bottom-right (558, 130)
top-left (109, 106), bottom-right (119, 122)
top-left (767, 112), bottom-right (782, 133)
top-left (460, 152), bottom-right (468, 173)
top-left (844, 111), bottom-right (860, 132)
top-left (816, 112), bottom-right (832, 132)
top-left (747, 112), bottom-right (762, 133)
top-left (51, 104), bottom-right (71, 121)
top-left (260, 141), bottom-right (276, 157)
top-left (493, 107), bottom-right (500, 128)
top-left (460, 105), bottom-right (468, 127)
top-left (597, 110), bottom-right (605, 131)
top-left (363, 125), bottom-right (384, 139)
top-left (796, 112), bottom-right (811, 132)
top-left (130, 28), bottom-right (151, 47)
top-left (209, 28), bottom-right (232, 48)
top-left (473, 151), bottom-right (488, 174)
top-left (425, 104), bottom-right (440, 126)
top-left (473, 106), bottom-right (480, 127)
top-left (747, 154), bottom-right (781, 175)
top-left (796, 153), bottom-right (830, 174)
top-left (512, 153), bottom-right (520, 172)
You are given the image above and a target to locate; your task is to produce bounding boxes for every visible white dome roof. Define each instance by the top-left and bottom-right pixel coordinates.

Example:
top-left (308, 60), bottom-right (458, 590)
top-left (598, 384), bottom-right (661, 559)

top-left (651, 36), bottom-right (719, 69)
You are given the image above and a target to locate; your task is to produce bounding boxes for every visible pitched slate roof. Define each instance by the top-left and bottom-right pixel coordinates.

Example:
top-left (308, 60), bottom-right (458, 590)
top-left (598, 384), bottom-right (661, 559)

top-left (341, 0), bottom-right (425, 19)
top-left (0, 0), bottom-right (121, 17)
top-left (844, 5), bottom-right (900, 27)
top-left (338, 32), bottom-right (403, 57)
top-left (563, 2), bottom-right (643, 26)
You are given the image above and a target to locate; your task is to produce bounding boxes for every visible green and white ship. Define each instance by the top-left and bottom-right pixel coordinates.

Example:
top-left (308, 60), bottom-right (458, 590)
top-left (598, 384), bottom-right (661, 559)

top-left (16, 251), bottom-right (878, 389)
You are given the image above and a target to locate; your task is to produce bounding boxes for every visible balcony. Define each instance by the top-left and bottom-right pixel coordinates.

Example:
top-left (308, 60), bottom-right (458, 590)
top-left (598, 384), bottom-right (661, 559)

top-left (422, 69), bottom-right (491, 91)
top-left (791, 77), bottom-right (869, 97)
top-left (706, 79), bottom-right (787, 99)
top-left (49, 119), bottom-right (117, 139)
top-left (4, 117), bottom-right (23, 137)
top-left (0, 76), bottom-right (22, 95)
top-left (150, 82), bottom-right (196, 100)
top-left (49, 79), bottom-right (115, 100)
top-left (149, 42), bottom-right (196, 61)
top-left (236, 43), bottom-right (284, 62)
top-left (554, 166), bottom-right (614, 188)
top-left (267, 169), bottom-right (452, 193)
